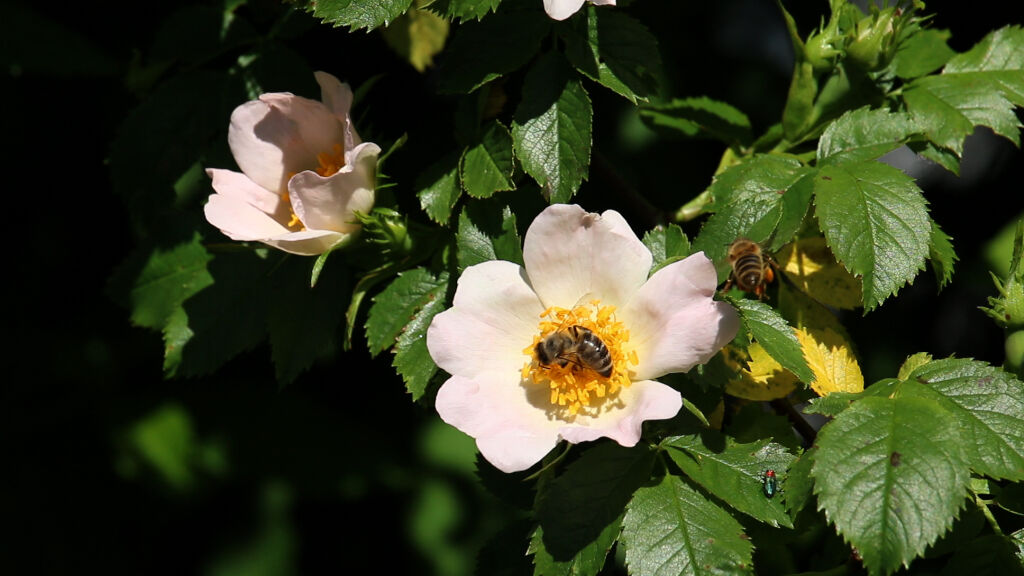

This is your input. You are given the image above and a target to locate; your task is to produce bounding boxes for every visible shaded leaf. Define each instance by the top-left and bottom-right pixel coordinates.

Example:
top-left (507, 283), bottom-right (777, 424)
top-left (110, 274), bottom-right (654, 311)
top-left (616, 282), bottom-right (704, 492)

top-left (529, 521), bottom-right (620, 576)
top-left (536, 443), bottom-right (655, 560)
top-left (457, 202), bottom-right (523, 272)
top-left (437, 9), bottom-right (549, 93)
top-left (562, 6), bottom-right (661, 103)
top-left (639, 97), bottom-right (752, 145)
top-left (776, 236), bottom-right (862, 310)
top-left (417, 150), bottom-right (462, 225)
top-left (460, 120), bottom-right (516, 198)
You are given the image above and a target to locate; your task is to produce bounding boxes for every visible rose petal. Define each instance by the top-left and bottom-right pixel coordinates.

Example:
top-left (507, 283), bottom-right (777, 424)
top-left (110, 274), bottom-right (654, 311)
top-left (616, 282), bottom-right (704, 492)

top-left (261, 228), bottom-right (348, 256)
top-left (427, 260), bottom-right (544, 378)
top-left (435, 374), bottom-right (560, 473)
top-left (287, 141), bottom-right (379, 233)
top-left (558, 380), bottom-right (682, 446)
top-left (257, 92), bottom-right (345, 170)
top-left (226, 99), bottom-right (300, 193)
top-left (523, 204), bottom-right (652, 309)
top-left (623, 252), bottom-right (740, 380)
top-left (314, 71), bottom-right (362, 147)
top-left (204, 193), bottom-right (291, 241)
top-left (206, 168), bottom-right (291, 224)
top-left (543, 0), bottom-right (587, 20)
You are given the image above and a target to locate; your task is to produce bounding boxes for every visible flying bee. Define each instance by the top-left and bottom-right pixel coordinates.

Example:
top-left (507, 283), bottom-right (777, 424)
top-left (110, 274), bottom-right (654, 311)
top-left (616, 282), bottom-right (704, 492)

top-left (535, 325), bottom-right (613, 378)
top-left (722, 238), bottom-right (777, 299)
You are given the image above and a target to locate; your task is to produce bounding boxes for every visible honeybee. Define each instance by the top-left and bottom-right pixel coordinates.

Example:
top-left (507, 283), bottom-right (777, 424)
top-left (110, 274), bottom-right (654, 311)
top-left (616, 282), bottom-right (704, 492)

top-left (535, 325), bottom-right (613, 378)
top-left (722, 238), bottom-right (776, 299)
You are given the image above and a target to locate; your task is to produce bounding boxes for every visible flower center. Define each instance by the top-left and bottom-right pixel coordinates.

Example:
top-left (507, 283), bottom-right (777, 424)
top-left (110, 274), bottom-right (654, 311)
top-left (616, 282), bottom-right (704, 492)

top-left (315, 143), bottom-right (346, 177)
top-left (281, 144), bottom-right (347, 230)
top-left (522, 300), bottom-right (638, 418)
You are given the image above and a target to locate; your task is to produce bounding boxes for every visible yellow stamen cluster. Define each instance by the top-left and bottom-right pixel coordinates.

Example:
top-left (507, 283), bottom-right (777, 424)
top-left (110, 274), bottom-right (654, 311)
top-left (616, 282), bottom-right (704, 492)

top-left (315, 143), bottom-right (346, 177)
top-left (521, 300), bottom-right (638, 418)
top-left (281, 144), bottom-right (347, 231)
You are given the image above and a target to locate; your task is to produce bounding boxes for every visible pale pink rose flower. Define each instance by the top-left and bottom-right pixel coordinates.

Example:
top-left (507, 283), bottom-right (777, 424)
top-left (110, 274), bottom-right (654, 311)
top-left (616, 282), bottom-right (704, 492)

top-left (544, 0), bottom-right (615, 20)
top-left (427, 204), bottom-right (740, 473)
top-left (204, 71), bottom-right (381, 255)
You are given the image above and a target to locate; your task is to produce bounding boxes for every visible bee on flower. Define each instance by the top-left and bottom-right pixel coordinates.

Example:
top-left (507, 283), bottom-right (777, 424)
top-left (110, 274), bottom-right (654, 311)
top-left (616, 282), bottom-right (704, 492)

top-left (204, 71), bottom-right (381, 255)
top-left (426, 204), bottom-right (739, 473)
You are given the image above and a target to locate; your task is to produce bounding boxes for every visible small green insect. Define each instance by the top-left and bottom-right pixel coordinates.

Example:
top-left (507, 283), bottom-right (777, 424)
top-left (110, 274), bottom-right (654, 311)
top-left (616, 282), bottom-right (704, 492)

top-left (761, 469), bottom-right (779, 499)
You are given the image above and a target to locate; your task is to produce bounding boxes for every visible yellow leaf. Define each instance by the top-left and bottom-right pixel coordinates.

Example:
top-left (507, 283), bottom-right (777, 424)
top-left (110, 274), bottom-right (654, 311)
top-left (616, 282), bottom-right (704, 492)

top-left (795, 327), bottom-right (864, 396)
top-left (776, 236), bottom-right (862, 309)
top-left (724, 343), bottom-right (799, 401)
top-left (381, 8), bottom-right (449, 72)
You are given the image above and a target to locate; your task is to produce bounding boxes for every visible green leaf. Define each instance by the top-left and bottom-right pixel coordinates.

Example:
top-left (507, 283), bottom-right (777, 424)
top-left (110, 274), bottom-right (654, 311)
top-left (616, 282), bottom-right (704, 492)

top-left (536, 443), bottom-right (655, 560)
top-left (781, 447), bottom-right (815, 516)
top-left (890, 27), bottom-right (955, 80)
top-left (731, 298), bottom-right (814, 383)
top-left (460, 120), bottom-right (516, 198)
top-left (692, 155), bottom-right (814, 276)
top-left (426, 0), bottom-right (503, 22)
top-left (811, 395), bottom-right (971, 576)
top-left (639, 97), bottom-right (753, 145)
top-left (561, 6), bottom-right (661, 103)
top-left (642, 223), bottom-right (692, 275)
top-left (903, 358), bottom-right (1024, 481)
top-left (416, 150), bottom-right (462, 225)
top-left (725, 402), bottom-right (801, 452)
top-left (512, 53), bottom-right (593, 204)
top-left (665, 433), bottom-right (796, 528)
top-left (306, 0), bottom-right (413, 31)
top-left (813, 161), bottom-right (931, 311)
top-left (938, 534), bottom-right (1024, 576)
top-left (802, 391), bottom-right (862, 417)
top-left (365, 267), bottom-right (448, 358)
top-left (817, 107), bottom-right (917, 165)
top-left (122, 235), bottom-right (214, 331)
top-left (393, 276), bottom-right (448, 400)
top-left (456, 202), bottom-right (523, 272)
top-left (529, 521), bottom-right (620, 576)
top-left (929, 219), bottom-right (957, 290)
top-left (267, 257), bottom-right (351, 386)
top-left (903, 26), bottom-right (1024, 156)
top-left (171, 252), bottom-right (274, 378)
top-left (436, 9), bottom-right (549, 93)
top-left (621, 474), bottom-right (754, 575)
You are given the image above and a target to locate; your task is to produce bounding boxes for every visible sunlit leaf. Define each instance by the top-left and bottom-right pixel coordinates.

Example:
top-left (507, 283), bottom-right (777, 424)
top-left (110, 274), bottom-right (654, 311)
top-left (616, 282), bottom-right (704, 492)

top-left (903, 25), bottom-right (1024, 156)
top-left (795, 327), bottom-right (864, 396)
top-left (812, 396), bottom-right (971, 575)
top-left (814, 161), bottom-right (931, 311)
top-left (460, 120), bottom-right (515, 198)
top-left (665, 434), bottom-right (796, 528)
top-left (305, 0), bottom-right (413, 31)
top-left (512, 52), bottom-right (592, 204)
top-left (621, 474), bottom-right (754, 575)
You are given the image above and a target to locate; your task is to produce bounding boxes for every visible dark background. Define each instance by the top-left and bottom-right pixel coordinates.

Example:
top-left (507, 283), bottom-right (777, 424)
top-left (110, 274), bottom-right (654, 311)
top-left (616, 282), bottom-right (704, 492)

top-left (4, 0), bottom-right (1021, 573)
